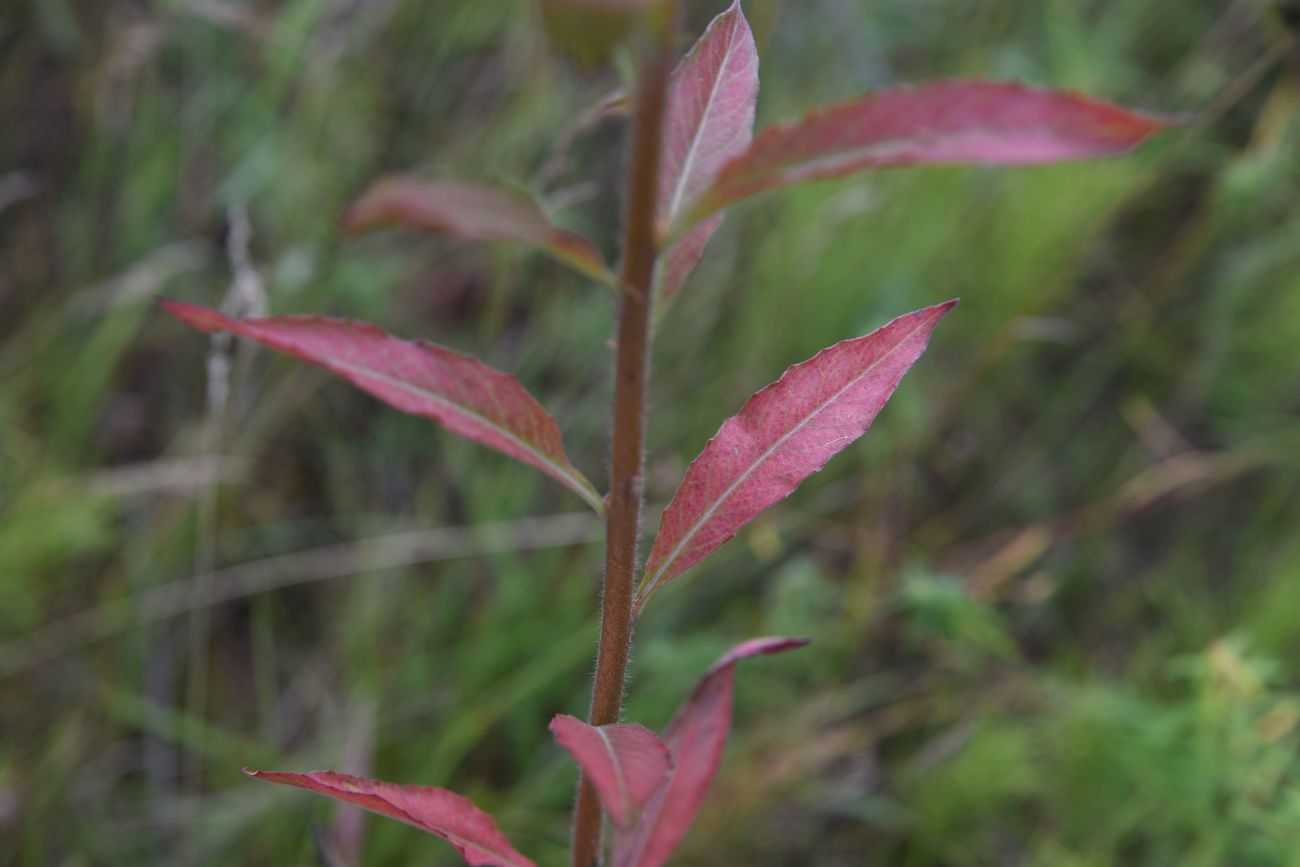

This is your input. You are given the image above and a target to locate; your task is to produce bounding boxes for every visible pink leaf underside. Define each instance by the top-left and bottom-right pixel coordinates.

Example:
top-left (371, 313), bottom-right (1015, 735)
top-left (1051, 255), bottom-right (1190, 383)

top-left (612, 637), bottom-right (808, 867)
top-left (246, 770), bottom-right (535, 867)
top-left (640, 301), bottom-right (957, 604)
top-left (654, 0), bottom-right (757, 307)
top-left (160, 300), bottom-right (602, 513)
top-left (687, 79), bottom-right (1178, 225)
top-left (654, 215), bottom-right (721, 313)
top-left (549, 716), bottom-right (672, 827)
top-left (344, 177), bottom-right (612, 283)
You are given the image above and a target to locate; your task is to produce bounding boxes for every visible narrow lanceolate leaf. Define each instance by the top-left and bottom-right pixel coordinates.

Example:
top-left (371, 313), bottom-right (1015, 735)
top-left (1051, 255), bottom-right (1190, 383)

top-left (161, 301), bottom-right (604, 515)
top-left (639, 301), bottom-right (957, 607)
top-left (246, 770), bottom-right (535, 867)
top-left (612, 637), bottom-right (807, 867)
top-left (344, 177), bottom-right (615, 285)
top-left (654, 0), bottom-right (758, 308)
top-left (659, 0), bottom-right (757, 228)
top-left (684, 80), bottom-right (1178, 227)
top-left (550, 715), bottom-right (672, 828)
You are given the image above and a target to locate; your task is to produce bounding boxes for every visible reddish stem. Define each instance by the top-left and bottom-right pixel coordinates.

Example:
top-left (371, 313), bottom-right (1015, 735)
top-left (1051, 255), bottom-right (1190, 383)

top-left (571, 26), bottom-right (674, 867)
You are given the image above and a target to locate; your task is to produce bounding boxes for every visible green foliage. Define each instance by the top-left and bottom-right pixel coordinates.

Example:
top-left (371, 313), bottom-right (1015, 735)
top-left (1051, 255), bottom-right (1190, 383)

top-left (2, 0), bottom-right (1297, 864)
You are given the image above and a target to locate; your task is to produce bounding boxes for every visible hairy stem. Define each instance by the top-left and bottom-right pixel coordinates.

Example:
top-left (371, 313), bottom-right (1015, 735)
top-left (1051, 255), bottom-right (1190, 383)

top-left (571, 25), bottom-right (674, 867)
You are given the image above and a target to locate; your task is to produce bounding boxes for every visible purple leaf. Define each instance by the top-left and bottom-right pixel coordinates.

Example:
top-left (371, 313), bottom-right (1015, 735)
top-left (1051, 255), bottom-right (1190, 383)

top-left (654, 216), bottom-right (721, 315)
top-left (654, 0), bottom-right (757, 308)
top-left (638, 301), bottom-right (956, 608)
top-left (685, 80), bottom-right (1178, 226)
top-left (344, 177), bottom-right (614, 285)
top-left (611, 637), bottom-right (807, 867)
top-left (246, 769), bottom-right (535, 867)
top-left (161, 301), bottom-right (604, 515)
top-left (549, 715), bottom-right (672, 828)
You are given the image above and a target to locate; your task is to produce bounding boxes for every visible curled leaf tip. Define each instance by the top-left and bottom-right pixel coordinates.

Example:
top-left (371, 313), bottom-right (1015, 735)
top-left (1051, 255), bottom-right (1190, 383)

top-left (704, 635), bottom-right (808, 676)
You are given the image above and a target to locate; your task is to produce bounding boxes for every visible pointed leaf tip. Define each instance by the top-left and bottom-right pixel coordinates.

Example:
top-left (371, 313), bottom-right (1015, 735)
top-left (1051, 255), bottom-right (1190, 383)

top-left (639, 301), bottom-right (956, 608)
top-left (704, 635), bottom-right (809, 676)
top-left (687, 79), bottom-right (1177, 223)
top-left (247, 769), bottom-right (536, 867)
top-left (160, 298), bottom-right (229, 333)
top-left (612, 637), bottom-right (806, 867)
top-left (343, 177), bottom-right (614, 285)
top-left (163, 302), bottom-right (605, 515)
top-left (550, 715), bottom-right (672, 827)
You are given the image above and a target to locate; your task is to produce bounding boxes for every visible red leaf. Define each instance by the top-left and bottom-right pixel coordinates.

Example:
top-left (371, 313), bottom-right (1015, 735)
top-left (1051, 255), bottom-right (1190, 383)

top-left (344, 177), bottom-right (614, 285)
top-left (639, 301), bottom-right (956, 607)
top-left (161, 301), bottom-right (604, 514)
top-left (612, 637), bottom-right (807, 867)
top-left (686, 80), bottom-right (1178, 225)
top-left (653, 216), bottom-right (721, 315)
top-left (246, 769), bottom-right (535, 867)
top-left (549, 715), bottom-right (672, 828)
top-left (654, 0), bottom-right (757, 308)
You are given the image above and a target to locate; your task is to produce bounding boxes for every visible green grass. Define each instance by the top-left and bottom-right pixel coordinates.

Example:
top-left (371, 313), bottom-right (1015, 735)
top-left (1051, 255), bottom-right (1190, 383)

top-left (2, 1), bottom-right (1299, 864)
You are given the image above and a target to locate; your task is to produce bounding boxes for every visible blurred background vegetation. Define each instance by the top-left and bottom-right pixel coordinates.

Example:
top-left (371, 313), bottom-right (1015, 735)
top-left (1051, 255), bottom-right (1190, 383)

top-left (3, 0), bottom-right (1300, 864)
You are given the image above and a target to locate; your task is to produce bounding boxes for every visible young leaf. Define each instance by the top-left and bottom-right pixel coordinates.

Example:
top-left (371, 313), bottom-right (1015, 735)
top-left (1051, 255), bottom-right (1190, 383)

top-left (343, 177), bottom-right (615, 285)
top-left (654, 0), bottom-right (758, 308)
top-left (549, 715), bottom-right (672, 828)
top-left (612, 637), bottom-right (807, 867)
top-left (161, 301), bottom-right (605, 515)
top-left (246, 769), bottom-right (536, 867)
top-left (638, 301), bottom-right (957, 608)
top-left (684, 80), bottom-right (1178, 227)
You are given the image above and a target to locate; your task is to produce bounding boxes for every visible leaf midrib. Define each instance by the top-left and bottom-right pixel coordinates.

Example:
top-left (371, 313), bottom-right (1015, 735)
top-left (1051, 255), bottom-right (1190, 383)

top-left (396, 806), bottom-right (533, 867)
top-left (640, 314), bottom-right (935, 600)
top-left (302, 349), bottom-right (602, 513)
top-left (595, 725), bottom-right (630, 820)
top-left (666, 13), bottom-right (747, 225)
